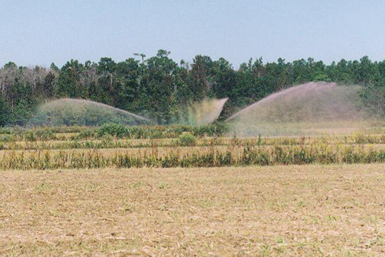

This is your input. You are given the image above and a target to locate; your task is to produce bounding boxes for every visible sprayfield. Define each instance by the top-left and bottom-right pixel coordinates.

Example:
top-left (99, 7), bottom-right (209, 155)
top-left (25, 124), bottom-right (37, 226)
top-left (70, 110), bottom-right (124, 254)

top-left (2, 125), bottom-right (385, 255)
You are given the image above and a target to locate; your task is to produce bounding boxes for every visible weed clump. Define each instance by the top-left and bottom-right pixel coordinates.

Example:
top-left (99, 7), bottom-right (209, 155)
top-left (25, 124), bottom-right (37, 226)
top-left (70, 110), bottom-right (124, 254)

top-left (97, 123), bottom-right (129, 138)
top-left (178, 133), bottom-right (197, 146)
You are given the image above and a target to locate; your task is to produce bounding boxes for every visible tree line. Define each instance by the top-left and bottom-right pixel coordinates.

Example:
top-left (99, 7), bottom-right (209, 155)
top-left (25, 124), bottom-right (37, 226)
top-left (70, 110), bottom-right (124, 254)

top-left (0, 49), bottom-right (384, 126)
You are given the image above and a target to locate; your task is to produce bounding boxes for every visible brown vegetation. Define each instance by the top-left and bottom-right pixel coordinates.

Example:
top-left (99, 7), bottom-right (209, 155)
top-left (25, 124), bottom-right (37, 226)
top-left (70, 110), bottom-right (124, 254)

top-left (1, 165), bottom-right (385, 256)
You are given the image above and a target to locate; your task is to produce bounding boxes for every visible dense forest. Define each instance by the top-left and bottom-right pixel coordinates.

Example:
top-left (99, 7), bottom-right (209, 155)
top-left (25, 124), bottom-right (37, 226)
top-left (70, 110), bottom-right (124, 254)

top-left (0, 49), bottom-right (384, 126)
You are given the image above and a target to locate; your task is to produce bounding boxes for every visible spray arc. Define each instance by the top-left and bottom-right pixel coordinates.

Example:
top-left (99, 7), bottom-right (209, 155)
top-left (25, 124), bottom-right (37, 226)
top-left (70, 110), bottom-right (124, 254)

top-left (30, 98), bottom-right (152, 126)
top-left (193, 98), bottom-right (228, 125)
top-left (225, 82), bottom-right (367, 135)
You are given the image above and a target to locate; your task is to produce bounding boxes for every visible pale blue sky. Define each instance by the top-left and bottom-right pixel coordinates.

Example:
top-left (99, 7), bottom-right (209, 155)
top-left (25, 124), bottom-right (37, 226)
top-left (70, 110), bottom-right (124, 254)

top-left (1, 0), bottom-right (384, 68)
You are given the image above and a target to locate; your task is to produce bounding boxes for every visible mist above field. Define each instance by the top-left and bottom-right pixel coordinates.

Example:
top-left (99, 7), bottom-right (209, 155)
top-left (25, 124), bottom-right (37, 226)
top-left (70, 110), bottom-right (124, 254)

top-left (30, 98), bottom-right (152, 126)
top-left (28, 82), bottom-right (377, 133)
top-left (30, 97), bottom-right (229, 127)
top-left (178, 98), bottom-right (228, 126)
top-left (226, 82), bottom-right (373, 136)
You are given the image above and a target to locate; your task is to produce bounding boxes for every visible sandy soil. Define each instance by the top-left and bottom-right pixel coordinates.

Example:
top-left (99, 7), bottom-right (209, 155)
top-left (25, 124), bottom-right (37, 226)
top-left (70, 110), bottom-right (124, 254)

top-left (1, 164), bottom-right (385, 256)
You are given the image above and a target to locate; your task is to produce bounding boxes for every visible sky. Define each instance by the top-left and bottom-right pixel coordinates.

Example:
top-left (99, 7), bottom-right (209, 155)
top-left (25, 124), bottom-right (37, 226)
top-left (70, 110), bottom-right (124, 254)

top-left (0, 0), bottom-right (384, 68)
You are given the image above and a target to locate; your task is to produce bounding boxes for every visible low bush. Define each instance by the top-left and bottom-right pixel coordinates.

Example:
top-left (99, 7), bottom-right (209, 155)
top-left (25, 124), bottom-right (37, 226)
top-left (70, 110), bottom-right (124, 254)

top-left (97, 123), bottom-right (129, 138)
top-left (178, 133), bottom-right (197, 146)
top-left (34, 129), bottom-right (56, 141)
top-left (76, 128), bottom-right (96, 140)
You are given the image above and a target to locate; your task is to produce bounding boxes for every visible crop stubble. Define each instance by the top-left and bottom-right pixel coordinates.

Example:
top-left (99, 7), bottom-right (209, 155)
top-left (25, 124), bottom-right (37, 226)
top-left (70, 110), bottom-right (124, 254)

top-left (1, 164), bottom-right (385, 256)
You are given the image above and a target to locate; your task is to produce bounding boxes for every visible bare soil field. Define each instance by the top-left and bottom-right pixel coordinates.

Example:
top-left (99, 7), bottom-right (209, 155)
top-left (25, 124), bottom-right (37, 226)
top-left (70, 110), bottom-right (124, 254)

top-left (1, 164), bottom-right (385, 256)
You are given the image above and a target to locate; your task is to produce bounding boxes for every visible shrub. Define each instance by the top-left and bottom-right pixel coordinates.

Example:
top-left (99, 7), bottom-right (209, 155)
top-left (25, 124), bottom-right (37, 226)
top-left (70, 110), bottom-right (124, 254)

top-left (178, 133), bottom-right (197, 146)
top-left (77, 128), bottom-right (96, 140)
top-left (97, 123), bottom-right (129, 138)
top-left (101, 134), bottom-right (114, 146)
top-left (193, 123), bottom-right (229, 137)
top-left (0, 134), bottom-right (15, 142)
top-left (35, 129), bottom-right (55, 141)
top-left (24, 131), bottom-right (37, 142)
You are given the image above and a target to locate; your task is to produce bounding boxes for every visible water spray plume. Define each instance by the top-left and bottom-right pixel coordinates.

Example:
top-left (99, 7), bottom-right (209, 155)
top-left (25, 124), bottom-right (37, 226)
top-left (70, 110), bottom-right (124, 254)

top-left (182, 98), bottom-right (228, 126)
top-left (226, 82), bottom-right (372, 136)
top-left (30, 98), bottom-right (152, 126)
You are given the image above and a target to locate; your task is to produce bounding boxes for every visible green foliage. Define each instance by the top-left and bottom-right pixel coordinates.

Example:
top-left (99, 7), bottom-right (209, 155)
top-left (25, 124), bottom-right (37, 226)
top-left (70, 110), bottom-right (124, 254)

top-left (10, 100), bottom-right (33, 126)
top-left (178, 133), bottom-right (197, 146)
top-left (56, 60), bottom-right (84, 97)
top-left (77, 128), bottom-right (96, 140)
top-left (24, 131), bottom-right (37, 142)
top-left (1, 53), bottom-right (385, 126)
top-left (0, 96), bottom-right (8, 126)
top-left (34, 129), bottom-right (55, 141)
top-left (193, 123), bottom-right (229, 137)
top-left (73, 123), bottom-right (229, 140)
top-left (97, 123), bottom-right (129, 138)
top-left (360, 82), bottom-right (385, 116)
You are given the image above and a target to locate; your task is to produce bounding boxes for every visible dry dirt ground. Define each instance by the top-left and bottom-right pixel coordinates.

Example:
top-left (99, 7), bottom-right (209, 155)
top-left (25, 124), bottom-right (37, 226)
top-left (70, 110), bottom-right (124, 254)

top-left (1, 164), bottom-right (385, 256)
